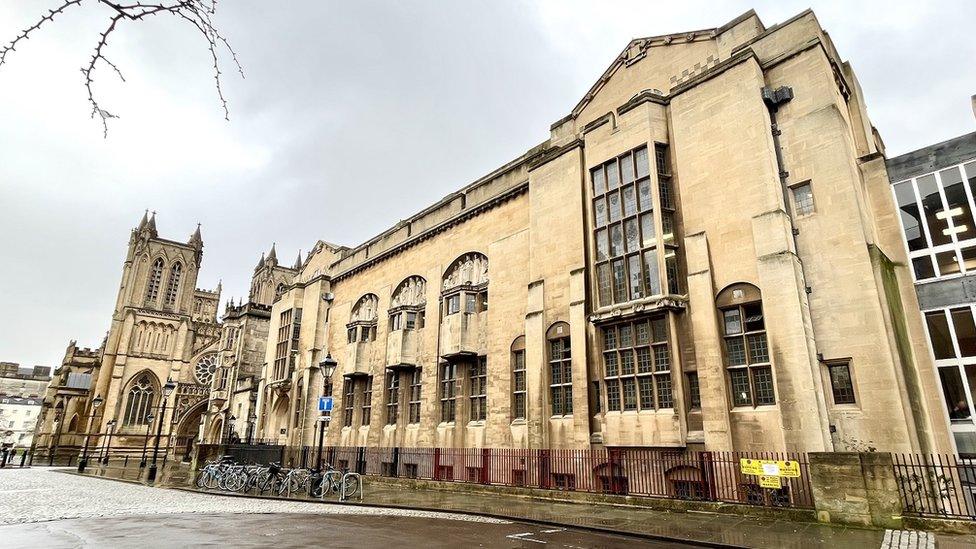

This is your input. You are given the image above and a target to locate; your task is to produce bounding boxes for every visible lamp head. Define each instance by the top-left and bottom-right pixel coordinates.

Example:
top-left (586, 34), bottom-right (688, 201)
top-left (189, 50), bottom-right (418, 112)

top-left (92, 394), bottom-right (104, 409)
top-left (319, 354), bottom-right (338, 378)
top-left (163, 378), bottom-right (177, 396)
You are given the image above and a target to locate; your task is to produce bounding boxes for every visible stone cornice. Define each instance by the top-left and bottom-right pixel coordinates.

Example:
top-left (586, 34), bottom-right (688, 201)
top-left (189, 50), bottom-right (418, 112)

top-left (332, 182), bottom-right (529, 282)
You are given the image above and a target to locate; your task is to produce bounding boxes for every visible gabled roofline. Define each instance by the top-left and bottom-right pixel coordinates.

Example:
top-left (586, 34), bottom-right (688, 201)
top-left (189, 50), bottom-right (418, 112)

top-left (565, 9), bottom-right (764, 120)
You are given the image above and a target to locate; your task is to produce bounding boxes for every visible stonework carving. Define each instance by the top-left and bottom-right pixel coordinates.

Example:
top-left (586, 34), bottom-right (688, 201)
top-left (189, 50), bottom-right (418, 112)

top-left (442, 253), bottom-right (488, 291)
top-left (194, 353), bottom-right (218, 385)
top-left (391, 276), bottom-right (427, 308)
top-left (351, 294), bottom-right (379, 322)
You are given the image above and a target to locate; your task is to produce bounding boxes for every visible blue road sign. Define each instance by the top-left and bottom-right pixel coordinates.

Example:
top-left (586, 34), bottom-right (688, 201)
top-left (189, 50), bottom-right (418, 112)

top-left (318, 396), bottom-right (334, 413)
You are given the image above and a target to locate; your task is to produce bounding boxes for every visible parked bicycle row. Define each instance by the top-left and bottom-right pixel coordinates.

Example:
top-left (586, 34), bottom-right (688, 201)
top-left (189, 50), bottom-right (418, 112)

top-left (194, 455), bottom-right (361, 500)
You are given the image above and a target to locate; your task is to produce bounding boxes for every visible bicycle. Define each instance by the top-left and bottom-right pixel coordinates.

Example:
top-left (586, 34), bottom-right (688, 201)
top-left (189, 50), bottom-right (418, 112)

top-left (313, 463), bottom-right (360, 499)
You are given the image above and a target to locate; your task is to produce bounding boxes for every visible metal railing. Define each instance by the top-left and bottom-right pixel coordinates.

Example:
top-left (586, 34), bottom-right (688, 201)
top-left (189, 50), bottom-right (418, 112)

top-left (893, 453), bottom-right (976, 520)
top-left (289, 445), bottom-right (813, 509)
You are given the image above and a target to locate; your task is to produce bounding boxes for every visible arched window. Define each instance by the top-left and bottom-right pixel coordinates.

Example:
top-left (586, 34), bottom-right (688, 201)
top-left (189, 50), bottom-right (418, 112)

top-left (716, 283), bottom-right (774, 407)
top-left (547, 323), bottom-right (573, 416)
top-left (123, 373), bottom-right (156, 426)
top-left (441, 253), bottom-right (488, 317)
top-left (164, 262), bottom-right (183, 307)
top-left (144, 258), bottom-right (164, 305)
top-left (511, 336), bottom-right (526, 421)
top-left (67, 413), bottom-right (79, 432)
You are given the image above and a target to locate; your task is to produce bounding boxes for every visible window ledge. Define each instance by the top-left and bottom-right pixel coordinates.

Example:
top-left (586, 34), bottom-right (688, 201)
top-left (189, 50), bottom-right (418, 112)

top-left (510, 418), bottom-right (527, 426)
top-left (467, 420), bottom-right (486, 427)
top-left (730, 405), bottom-right (777, 412)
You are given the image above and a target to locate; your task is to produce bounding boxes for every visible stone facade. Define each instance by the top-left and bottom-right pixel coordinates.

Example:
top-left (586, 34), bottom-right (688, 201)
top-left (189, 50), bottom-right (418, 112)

top-left (33, 214), bottom-right (222, 461)
top-left (249, 10), bottom-right (954, 455)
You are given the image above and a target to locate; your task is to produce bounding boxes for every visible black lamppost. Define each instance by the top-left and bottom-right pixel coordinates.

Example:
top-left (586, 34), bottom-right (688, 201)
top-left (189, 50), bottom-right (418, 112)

top-left (77, 394), bottom-right (103, 473)
top-left (101, 419), bottom-right (117, 465)
top-left (147, 379), bottom-right (177, 483)
top-left (140, 412), bottom-right (154, 468)
top-left (246, 411), bottom-right (257, 444)
top-left (316, 354), bottom-right (337, 471)
top-left (227, 414), bottom-right (237, 443)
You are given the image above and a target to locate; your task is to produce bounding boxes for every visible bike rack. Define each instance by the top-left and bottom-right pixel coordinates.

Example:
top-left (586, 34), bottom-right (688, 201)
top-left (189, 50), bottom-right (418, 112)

top-left (340, 472), bottom-right (363, 502)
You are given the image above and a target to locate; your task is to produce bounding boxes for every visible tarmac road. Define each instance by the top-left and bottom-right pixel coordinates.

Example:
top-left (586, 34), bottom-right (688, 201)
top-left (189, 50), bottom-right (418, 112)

top-left (1, 512), bottom-right (701, 548)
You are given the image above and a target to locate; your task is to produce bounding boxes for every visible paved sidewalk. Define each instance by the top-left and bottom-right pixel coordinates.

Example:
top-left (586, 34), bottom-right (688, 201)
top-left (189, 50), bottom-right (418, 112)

top-left (81, 464), bottom-right (976, 549)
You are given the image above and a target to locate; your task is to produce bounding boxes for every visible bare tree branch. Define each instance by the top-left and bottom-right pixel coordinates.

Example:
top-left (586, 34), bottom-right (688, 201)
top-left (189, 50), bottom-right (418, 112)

top-left (0, 0), bottom-right (243, 137)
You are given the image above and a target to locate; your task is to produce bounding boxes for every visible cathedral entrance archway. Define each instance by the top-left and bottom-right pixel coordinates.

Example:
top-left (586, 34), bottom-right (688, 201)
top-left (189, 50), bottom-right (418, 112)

top-left (269, 395), bottom-right (290, 444)
top-left (174, 401), bottom-right (205, 462)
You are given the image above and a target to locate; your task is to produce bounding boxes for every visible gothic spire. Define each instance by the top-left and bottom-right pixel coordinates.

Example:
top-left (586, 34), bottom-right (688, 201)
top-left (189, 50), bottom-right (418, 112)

top-left (293, 250), bottom-right (303, 270)
top-left (189, 223), bottom-right (203, 249)
top-left (267, 242), bottom-right (277, 263)
top-left (254, 252), bottom-right (265, 272)
top-left (137, 209), bottom-right (149, 231)
top-left (146, 211), bottom-right (158, 237)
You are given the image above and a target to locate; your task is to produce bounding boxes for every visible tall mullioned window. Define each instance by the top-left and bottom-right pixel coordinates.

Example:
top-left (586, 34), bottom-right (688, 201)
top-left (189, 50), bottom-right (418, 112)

top-left (163, 262), bottom-right (182, 307)
top-left (343, 380), bottom-right (354, 427)
top-left (273, 309), bottom-right (293, 381)
top-left (602, 317), bottom-right (672, 411)
top-left (592, 146), bottom-right (660, 307)
top-left (548, 323), bottom-right (573, 416)
top-left (893, 161), bottom-right (976, 281)
top-left (511, 337), bottom-right (526, 421)
top-left (924, 306), bottom-right (976, 426)
top-left (361, 376), bottom-right (373, 427)
top-left (408, 369), bottom-right (423, 424)
top-left (145, 258), bottom-right (164, 305)
top-left (386, 373), bottom-right (400, 425)
top-left (722, 301), bottom-right (775, 407)
top-left (469, 357), bottom-right (487, 422)
top-left (440, 363), bottom-right (457, 422)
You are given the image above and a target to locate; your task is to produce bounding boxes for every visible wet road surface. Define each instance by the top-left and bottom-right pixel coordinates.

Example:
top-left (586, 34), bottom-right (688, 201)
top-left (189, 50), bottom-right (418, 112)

top-left (1, 512), bottom-right (697, 548)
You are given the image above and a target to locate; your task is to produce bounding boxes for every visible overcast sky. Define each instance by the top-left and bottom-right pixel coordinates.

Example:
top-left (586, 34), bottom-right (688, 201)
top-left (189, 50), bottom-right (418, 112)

top-left (1, 1), bottom-right (974, 370)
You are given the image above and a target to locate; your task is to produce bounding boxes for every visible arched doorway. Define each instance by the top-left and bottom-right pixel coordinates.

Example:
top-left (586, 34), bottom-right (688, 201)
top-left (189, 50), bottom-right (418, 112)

top-left (173, 401), bottom-right (206, 462)
top-left (269, 395), bottom-right (290, 444)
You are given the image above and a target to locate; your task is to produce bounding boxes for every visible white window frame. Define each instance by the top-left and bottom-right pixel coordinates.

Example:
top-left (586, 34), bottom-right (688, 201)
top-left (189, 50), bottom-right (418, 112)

top-left (921, 303), bottom-right (976, 443)
top-left (892, 161), bottom-right (976, 283)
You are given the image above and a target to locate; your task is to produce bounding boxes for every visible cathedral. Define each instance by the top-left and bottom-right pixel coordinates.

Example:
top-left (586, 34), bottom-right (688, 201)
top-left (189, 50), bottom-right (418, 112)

top-left (35, 9), bottom-right (959, 464)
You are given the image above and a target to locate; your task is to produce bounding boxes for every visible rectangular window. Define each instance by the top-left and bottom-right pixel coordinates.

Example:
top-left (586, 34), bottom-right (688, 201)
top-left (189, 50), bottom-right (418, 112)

top-left (549, 337), bottom-right (573, 416)
top-left (343, 379), bottom-right (354, 427)
top-left (347, 327), bottom-right (357, 343)
top-left (386, 373), bottom-right (400, 425)
top-left (274, 309), bottom-right (293, 381)
top-left (590, 145), bottom-right (679, 308)
top-left (512, 350), bottom-right (526, 420)
top-left (470, 357), bottom-right (487, 422)
top-left (791, 182), bottom-right (815, 216)
top-left (601, 316), bottom-right (672, 411)
top-left (408, 369), bottom-right (423, 424)
top-left (826, 361), bottom-right (856, 405)
top-left (390, 313), bottom-right (402, 331)
top-left (440, 363), bottom-right (457, 422)
top-left (687, 372), bottom-right (701, 408)
top-left (465, 293), bottom-right (477, 314)
top-left (361, 376), bottom-right (373, 426)
top-left (723, 302), bottom-right (775, 407)
top-left (405, 311), bottom-right (418, 330)
top-left (445, 294), bottom-right (460, 316)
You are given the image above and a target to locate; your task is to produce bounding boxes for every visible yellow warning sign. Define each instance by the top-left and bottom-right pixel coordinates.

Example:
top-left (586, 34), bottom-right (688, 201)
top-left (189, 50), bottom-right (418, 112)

top-left (739, 458), bottom-right (801, 478)
top-left (759, 475), bottom-right (782, 489)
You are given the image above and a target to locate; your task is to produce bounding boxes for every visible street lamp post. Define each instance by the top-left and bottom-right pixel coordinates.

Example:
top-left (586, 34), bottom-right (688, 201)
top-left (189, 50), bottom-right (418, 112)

top-left (77, 394), bottom-right (103, 473)
top-left (246, 411), bottom-right (257, 445)
top-left (316, 354), bottom-right (337, 471)
top-left (101, 419), bottom-right (117, 465)
top-left (147, 379), bottom-right (177, 483)
top-left (227, 415), bottom-right (237, 443)
top-left (140, 413), bottom-right (154, 468)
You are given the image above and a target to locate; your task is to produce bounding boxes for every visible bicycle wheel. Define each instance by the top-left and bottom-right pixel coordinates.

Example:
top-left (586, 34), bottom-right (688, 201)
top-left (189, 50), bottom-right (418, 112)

top-left (342, 475), bottom-right (360, 497)
top-left (195, 470), bottom-right (209, 489)
top-left (322, 471), bottom-right (341, 497)
top-left (205, 470), bottom-right (220, 490)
